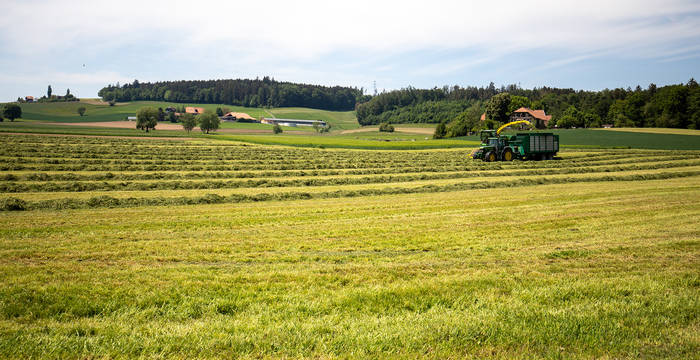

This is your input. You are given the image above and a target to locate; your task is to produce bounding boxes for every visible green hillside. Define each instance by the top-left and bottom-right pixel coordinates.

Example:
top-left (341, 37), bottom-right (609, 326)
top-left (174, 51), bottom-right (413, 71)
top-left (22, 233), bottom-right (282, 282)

top-left (14, 100), bottom-right (359, 130)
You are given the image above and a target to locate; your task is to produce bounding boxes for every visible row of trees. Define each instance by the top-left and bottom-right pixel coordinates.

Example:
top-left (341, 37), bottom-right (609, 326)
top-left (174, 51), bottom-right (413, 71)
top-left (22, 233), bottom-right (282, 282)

top-left (20, 85), bottom-right (79, 103)
top-left (99, 77), bottom-right (364, 111)
top-left (358, 79), bottom-right (700, 130)
top-left (136, 107), bottom-right (220, 133)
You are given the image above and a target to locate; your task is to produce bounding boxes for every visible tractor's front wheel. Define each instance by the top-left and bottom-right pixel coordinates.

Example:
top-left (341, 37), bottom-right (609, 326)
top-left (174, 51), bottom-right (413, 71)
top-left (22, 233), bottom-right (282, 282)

top-left (503, 148), bottom-right (514, 161)
top-left (484, 151), bottom-right (496, 162)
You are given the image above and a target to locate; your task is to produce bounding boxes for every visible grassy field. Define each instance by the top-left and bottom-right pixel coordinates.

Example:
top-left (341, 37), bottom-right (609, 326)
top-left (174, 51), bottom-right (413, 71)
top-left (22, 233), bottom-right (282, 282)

top-left (17, 101), bottom-right (269, 123)
top-left (266, 107), bottom-right (359, 130)
top-left (595, 127), bottom-right (700, 136)
top-left (214, 134), bottom-right (477, 149)
top-left (14, 100), bottom-right (357, 129)
top-left (0, 133), bottom-right (699, 358)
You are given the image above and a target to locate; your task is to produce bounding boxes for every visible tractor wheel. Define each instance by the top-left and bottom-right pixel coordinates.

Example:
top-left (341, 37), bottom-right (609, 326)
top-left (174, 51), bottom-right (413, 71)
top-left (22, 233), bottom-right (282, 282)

top-left (503, 148), bottom-right (514, 161)
top-left (484, 151), bottom-right (496, 162)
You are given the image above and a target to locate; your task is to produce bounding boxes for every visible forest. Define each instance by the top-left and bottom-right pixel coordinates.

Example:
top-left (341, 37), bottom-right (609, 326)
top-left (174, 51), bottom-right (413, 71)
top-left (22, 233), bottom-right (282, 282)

top-left (356, 80), bottom-right (700, 131)
top-left (97, 77), bottom-right (364, 111)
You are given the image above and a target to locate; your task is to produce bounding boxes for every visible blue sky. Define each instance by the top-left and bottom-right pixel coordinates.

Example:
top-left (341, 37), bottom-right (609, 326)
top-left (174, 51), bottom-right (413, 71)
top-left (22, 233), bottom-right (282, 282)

top-left (1, 0), bottom-right (699, 101)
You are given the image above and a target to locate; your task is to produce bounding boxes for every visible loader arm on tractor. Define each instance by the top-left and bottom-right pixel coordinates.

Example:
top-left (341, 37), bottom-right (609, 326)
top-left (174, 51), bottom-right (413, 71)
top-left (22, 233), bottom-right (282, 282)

top-left (496, 120), bottom-right (533, 135)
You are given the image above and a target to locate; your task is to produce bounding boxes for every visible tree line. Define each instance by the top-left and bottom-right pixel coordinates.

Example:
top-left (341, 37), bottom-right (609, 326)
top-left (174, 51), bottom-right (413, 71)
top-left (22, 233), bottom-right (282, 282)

top-left (357, 80), bottom-right (700, 131)
top-left (98, 77), bottom-right (364, 111)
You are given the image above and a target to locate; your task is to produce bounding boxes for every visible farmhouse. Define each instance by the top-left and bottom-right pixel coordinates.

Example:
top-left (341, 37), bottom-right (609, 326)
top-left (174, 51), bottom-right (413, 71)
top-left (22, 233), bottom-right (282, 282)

top-left (221, 112), bottom-right (257, 122)
top-left (185, 107), bottom-right (205, 115)
top-left (261, 118), bottom-right (327, 127)
top-left (480, 107), bottom-right (552, 129)
top-left (25, 96), bottom-right (34, 103)
top-left (510, 108), bottom-right (552, 128)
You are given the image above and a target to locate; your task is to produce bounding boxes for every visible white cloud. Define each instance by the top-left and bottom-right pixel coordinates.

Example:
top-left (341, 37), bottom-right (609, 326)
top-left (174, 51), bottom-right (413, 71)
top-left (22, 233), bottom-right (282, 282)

top-left (0, 70), bottom-right (131, 86)
top-left (3, 0), bottom-right (700, 59)
top-left (1, 0), bottom-right (698, 99)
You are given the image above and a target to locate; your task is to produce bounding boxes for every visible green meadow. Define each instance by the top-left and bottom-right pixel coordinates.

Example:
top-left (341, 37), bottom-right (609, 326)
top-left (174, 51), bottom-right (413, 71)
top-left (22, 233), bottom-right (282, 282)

top-left (14, 100), bottom-right (357, 129)
top-left (0, 133), bottom-right (699, 358)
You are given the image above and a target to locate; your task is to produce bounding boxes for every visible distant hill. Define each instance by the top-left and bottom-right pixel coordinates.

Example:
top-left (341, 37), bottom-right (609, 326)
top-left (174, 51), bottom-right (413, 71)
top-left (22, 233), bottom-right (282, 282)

top-left (97, 77), bottom-right (363, 111)
top-left (16, 100), bottom-right (360, 130)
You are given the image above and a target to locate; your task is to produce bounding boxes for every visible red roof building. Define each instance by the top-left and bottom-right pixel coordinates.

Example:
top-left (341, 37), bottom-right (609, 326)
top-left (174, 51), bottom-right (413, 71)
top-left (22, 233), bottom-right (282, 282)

top-left (480, 107), bottom-right (552, 129)
top-left (185, 107), bottom-right (205, 115)
top-left (510, 107), bottom-right (552, 129)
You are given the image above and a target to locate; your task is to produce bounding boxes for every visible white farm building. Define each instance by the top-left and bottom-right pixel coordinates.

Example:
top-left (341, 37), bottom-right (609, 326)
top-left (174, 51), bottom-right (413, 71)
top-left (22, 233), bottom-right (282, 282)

top-left (261, 118), bottom-right (326, 127)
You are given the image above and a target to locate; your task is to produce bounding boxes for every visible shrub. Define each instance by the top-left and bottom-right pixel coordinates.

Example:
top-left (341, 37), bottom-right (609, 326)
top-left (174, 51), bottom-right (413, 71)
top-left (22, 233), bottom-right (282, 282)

top-left (379, 122), bottom-right (395, 132)
top-left (273, 124), bottom-right (283, 134)
top-left (433, 122), bottom-right (447, 139)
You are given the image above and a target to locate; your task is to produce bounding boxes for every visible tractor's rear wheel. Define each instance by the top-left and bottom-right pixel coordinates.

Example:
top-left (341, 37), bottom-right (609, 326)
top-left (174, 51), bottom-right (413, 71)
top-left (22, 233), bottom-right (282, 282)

top-left (484, 151), bottom-right (496, 162)
top-left (503, 148), bottom-right (514, 161)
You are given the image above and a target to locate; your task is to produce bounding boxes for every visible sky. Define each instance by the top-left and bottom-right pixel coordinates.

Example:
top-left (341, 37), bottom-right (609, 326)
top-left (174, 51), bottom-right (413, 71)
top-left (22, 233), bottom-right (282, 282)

top-left (1, 0), bottom-right (700, 101)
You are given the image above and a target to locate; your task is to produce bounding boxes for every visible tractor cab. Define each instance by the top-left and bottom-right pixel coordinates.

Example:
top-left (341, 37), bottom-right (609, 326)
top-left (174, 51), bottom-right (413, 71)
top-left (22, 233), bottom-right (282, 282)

top-left (479, 130), bottom-right (497, 143)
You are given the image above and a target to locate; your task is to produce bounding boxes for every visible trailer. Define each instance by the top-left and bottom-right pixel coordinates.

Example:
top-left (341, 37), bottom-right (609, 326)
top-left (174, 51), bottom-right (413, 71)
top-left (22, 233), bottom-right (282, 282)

top-left (470, 121), bottom-right (559, 161)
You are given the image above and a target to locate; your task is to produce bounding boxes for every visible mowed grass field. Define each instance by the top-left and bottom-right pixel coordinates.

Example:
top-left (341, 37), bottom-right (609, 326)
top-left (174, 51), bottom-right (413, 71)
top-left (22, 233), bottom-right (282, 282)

top-left (0, 133), bottom-right (699, 358)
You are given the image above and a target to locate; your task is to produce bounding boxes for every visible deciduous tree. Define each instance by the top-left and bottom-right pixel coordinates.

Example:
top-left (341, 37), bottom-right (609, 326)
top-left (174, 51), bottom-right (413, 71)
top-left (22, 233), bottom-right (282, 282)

top-left (485, 93), bottom-right (511, 123)
top-left (508, 95), bottom-right (531, 113)
top-left (77, 107), bottom-right (86, 116)
top-left (2, 104), bottom-right (22, 121)
top-left (197, 111), bottom-right (220, 134)
top-left (136, 107), bottom-right (158, 132)
top-left (181, 113), bottom-right (196, 133)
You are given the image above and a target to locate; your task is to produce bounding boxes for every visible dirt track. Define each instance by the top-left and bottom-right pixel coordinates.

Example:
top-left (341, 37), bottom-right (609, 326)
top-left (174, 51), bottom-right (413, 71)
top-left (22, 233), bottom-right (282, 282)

top-left (51, 121), bottom-right (308, 134)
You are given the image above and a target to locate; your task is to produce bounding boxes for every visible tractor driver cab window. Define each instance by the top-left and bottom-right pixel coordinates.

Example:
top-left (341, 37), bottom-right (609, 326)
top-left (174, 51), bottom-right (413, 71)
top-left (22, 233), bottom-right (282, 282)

top-left (488, 139), bottom-right (498, 146)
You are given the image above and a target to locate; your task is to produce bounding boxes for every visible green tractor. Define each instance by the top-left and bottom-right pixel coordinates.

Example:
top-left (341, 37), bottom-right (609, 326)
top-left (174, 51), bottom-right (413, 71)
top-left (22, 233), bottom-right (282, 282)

top-left (470, 120), bottom-right (559, 162)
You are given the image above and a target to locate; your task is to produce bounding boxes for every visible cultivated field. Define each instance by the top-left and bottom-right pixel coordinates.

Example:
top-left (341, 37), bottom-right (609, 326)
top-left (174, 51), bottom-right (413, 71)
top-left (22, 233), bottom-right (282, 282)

top-left (1, 133), bottom-right (699, 358)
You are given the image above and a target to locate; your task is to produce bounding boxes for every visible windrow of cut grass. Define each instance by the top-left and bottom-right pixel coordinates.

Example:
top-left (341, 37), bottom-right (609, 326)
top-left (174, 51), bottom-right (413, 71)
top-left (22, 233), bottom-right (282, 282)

top-left (1, 134), bottom-right (700, 212)
top-left (3, 161), bottom-right (700, 194)
top-left (2, 157), bottom-right (697, 183)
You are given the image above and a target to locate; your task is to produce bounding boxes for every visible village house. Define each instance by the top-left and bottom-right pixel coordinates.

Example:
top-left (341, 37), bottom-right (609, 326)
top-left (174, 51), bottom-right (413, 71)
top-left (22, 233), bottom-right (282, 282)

top-left (480, 107), bottom-right (552, 129)
top-left (510, 107), bottom-right (552, 128)
top-left (221, 112), bottom-right (257, 122)
top-left (24, 96), bottom-right (34, 103)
